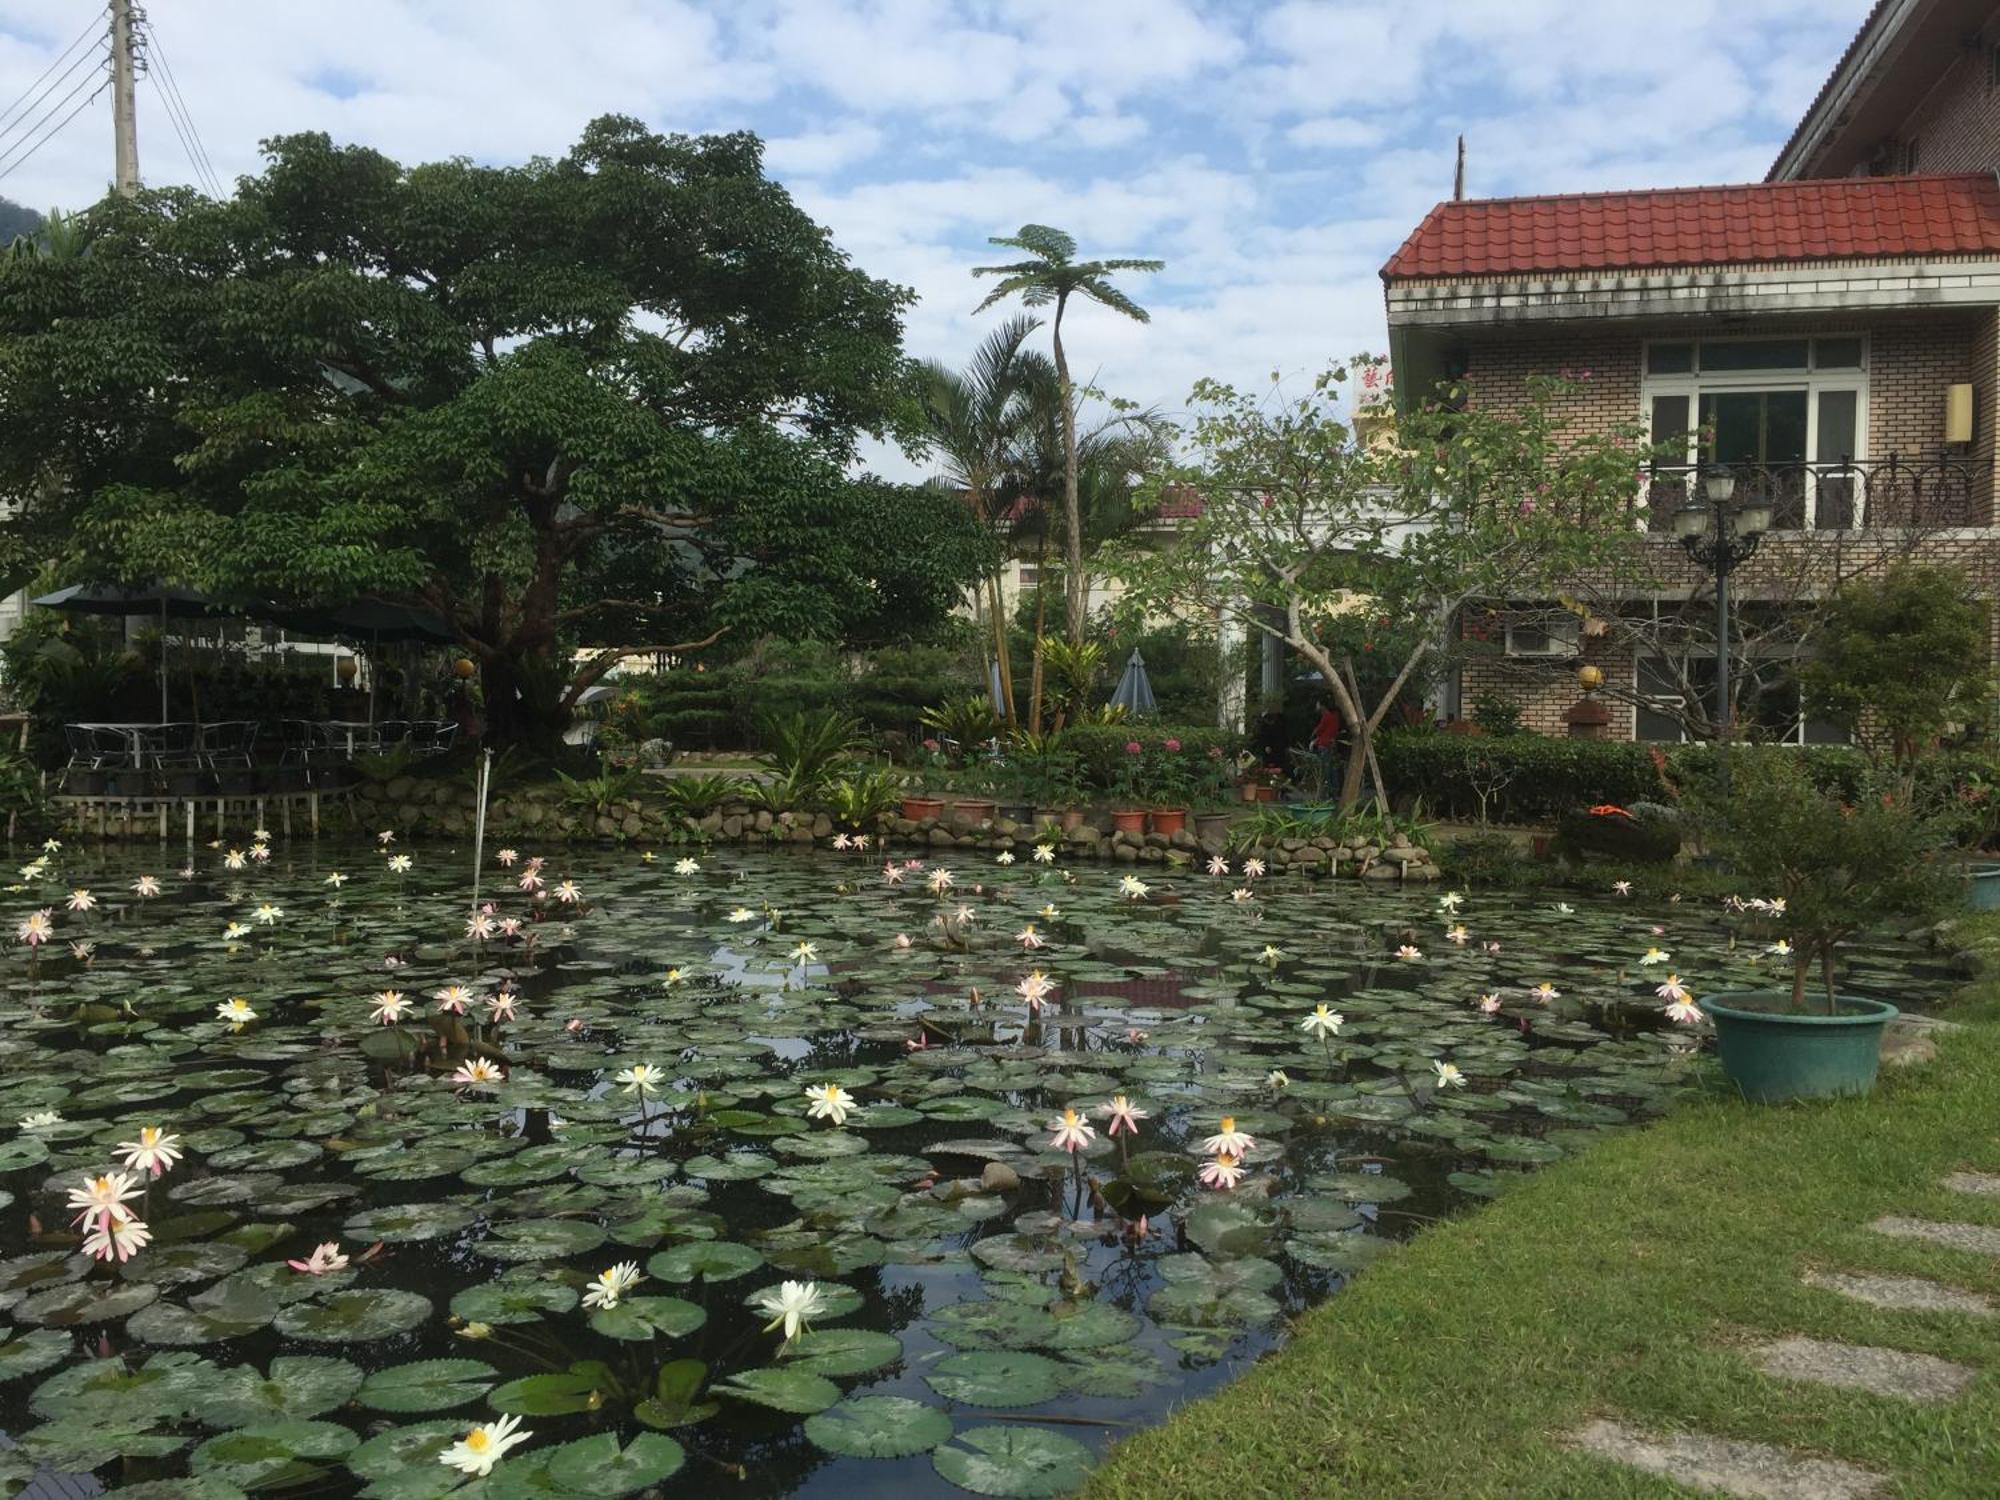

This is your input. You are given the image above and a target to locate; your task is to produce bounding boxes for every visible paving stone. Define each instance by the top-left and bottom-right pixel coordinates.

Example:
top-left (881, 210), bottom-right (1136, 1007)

top-left (1751, 1336), bottom-right (1977, 1403)
top-left (1803, 1270), bottom-right (1994, 1319)
top-left (1942, 1171), bottom-right (2000, 1198)
top-left (1569, 1420), bottom-right (1886, 1499)
top-left (1871, 1216), bottom-right (2000, 1256)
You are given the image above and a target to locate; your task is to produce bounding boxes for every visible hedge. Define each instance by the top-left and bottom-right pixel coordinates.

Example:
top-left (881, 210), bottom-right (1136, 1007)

top-left (1375, 730), bottom-right (1874, 824)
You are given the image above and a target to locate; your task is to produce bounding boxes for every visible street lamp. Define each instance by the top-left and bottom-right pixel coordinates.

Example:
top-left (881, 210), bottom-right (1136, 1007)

top-left (1673, 465), bottom-right (1770, 798)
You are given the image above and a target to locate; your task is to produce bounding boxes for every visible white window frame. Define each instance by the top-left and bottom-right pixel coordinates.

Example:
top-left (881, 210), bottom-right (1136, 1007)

top-left (1631, 655), bottom-right (1851, 746)
top-left (1641, 335), bottom-right (1869, 530)
top-left (1503, 616), bottom-right (1579, 658)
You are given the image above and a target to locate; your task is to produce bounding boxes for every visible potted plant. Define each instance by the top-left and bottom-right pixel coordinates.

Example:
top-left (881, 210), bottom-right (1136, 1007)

top-left (947, 762), bottom-right (998, 827)
top-left (1109, 738), bottom-right (1149, 835)
top-left (1241, 759), bottom-right (1283, 803)
top-left (901, 738), bottom-right (947, 821)
top-left (1704, 757), bottom-right (1954, 1103)
top-left (1148, 737), bottom-right (1191, 836)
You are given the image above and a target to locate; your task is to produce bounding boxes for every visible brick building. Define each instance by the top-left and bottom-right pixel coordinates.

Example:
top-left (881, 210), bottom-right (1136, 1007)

top-left (1382, 0), bottom-right (2000, 744)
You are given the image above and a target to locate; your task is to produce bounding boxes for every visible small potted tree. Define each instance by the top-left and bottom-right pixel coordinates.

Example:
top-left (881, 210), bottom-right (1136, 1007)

top-left (1705, 756), bottom-right (1955, 1102)
top-left (1148, 737), bottom-right (1191, 836)
top-left (1109, 739), bottom-right (1149, 835)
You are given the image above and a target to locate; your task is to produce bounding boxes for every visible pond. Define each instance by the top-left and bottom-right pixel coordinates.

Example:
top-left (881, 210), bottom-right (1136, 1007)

top-left (0, 840), bottom-right (1954, 1499)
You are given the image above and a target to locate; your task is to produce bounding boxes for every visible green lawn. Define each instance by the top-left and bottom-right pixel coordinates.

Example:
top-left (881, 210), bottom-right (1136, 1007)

top-left (1084, 917), bottom-right (2000, 1499)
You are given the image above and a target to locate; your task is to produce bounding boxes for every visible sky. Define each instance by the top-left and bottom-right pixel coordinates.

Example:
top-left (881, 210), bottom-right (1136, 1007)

top-left (0, 0), bottom-right (1865, 477)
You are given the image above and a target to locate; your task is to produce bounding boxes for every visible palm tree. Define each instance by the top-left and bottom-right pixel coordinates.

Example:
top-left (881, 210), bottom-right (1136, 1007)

top-left (973, 225), bottom-right (1162, 646)
top-left (917, 314), bottom-right (1052, 724)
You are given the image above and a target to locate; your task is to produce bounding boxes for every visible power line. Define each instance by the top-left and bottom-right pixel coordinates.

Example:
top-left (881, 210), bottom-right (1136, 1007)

top-left (0, 77), bottom-right (109, 186)
top-left (141, 20), bottom-right (221, 196)
top-left (0, 66), bottom-right (110, 184)
top-left (0, 7), bottom-right (108, 142)
top-left (0, 33), bottom-right (108, 159)
top-left (145, 71), bottom-right (215, 197)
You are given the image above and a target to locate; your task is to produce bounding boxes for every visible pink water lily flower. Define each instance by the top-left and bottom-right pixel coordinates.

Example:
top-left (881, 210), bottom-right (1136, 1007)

top-left (1047, 1107), bottom-right (1096, 1152)
top-left (1198, 1152), bottom-right (1245, 1189)
top-left (1095, 1095), bottom-right (1149, 1136)
top-left (1200, 1117), bottom-right (1256, 1156)
top-left (288, 1241), bottom-right (350, 1275)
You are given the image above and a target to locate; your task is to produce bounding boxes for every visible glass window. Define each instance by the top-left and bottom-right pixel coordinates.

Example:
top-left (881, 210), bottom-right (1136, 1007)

top-left (1647, 343), bottom-right (1695, 375)
top-left (1699, 339), bottom-right (1811, 372)
top-left (1815, 389), bottom-right (1858, 462)
top-left (1649, 394), bottom-right (1690, 453)
top-left (1814, 337), bottom-right (1863, 369)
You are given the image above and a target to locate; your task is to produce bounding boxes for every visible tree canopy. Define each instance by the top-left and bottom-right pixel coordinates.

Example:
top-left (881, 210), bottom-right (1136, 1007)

top-left (0, 118), bottom-right (993, 748)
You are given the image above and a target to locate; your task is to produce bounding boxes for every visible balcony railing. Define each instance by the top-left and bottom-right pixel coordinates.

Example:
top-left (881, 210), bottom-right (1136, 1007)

top-left (1640, 454), bottom-right (1980, 532)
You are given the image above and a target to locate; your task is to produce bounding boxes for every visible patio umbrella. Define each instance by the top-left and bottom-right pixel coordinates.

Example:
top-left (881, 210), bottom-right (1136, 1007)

top-left (1109, 648), bottom-right (1159, 719)
top-left (31, 581), bottom-right (230, 721)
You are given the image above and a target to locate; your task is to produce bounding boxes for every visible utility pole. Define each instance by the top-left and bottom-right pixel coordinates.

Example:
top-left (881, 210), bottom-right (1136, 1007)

top-left (110, 0), bottom-right (141, 196)
top-left (1453, 135), bottom-right (1466, 201)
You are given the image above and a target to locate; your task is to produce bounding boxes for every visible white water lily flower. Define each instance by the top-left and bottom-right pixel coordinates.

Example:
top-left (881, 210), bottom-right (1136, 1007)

top-left (726, 907), bottom-right (757, 923)
top-left (1032, 845), bottom-right (1056, 864)
top-left (1207, 856), bottom-right (1230, 876)
top-left (1048, 1106), bottom-right (1097, 1152)
top-left (881, 862), bottom-right (906, 885)
top-left (287, 1241), bottom-right (349, 1275)
top-left (216, 997), bottom-right (256, 1025)
top-left (1395, 945), bottom-right (1423, 961)
top-left (65, 889), bottom-right (95, 912)
top-left (995, 851), bottom-right (1015, 865)
top-left (18, 1110), bottom-right (61, 1130)
top-left (371, 991), bottom-right (411, 1024)
top-left (438, 1415), bottom-right (533, 1477)
top-left (1551, 902), bottom-right (1573, 915)
top-left (117, 1126), bottom-right (183, 1178)
top-left (1766, 939), bottom-right (1793, 958)
top-left (1638, 946), bottom-right (1670, 967)
top-left (1266, 1069), bottom-right (1291, 1089)
top-left (1015, 970), bottom-right (1057, 1011)
top-left (129, 875), bottom-right (161, 899)
top-left (324, 871), bottom-right (348, 887)
top-left (1117, 875), bottom-right (1149, 900)
top-left (753, 1279), bottom-right (829, 1343)
top-left (1612, 880), bottom-right (1633, 896)
top-left (1300, 1004), bottom-right (1344, 1038)
top-left (1198, 1152), bottom-right (1246, 1189)
top-left (17, 909), bottom-right (52, 946)
top-left (1530, 982), bottom-right (1561, 1004)
top-left (386, 854), bottom-right (413, 874)
top-left (616, 1062), bottom-right (665, 1096)
top-left (581, 1261), bottom-right (644, 1310)
top-left (1230, 887), bottom-right (1254, 903)
top-left (223, 850), bottom-right (248, 870)
top-left (1664, 991), bottom-right (1704, 1025)
top-left (1200, 1117), bottom-right (1256, 1156)
top-left (1432, 1060), bottom-right (1467, 1089)
top-left (1437, 891), bottom-right (1463, 913)
top-left (82, 1214), bottom-right (151, 1263)
top-left (674, 858), bottom-right (700, 876)
top-left (803, 1082), bottom-right (857, 1126)
top-left (791, 941), bottom-right (819, 964)
top-left (1478, 992), bottom-right (1503, 1014)
top-left (1260, 944), bottom-right (1284, 964)
top-left (926, 868), bottom-right (955, 895)
top-left (1241, 858), bottom-right (1266, 878)
top-left (450, 1058), bottom-right (505, 1088)
top-left (67, 1170), bottom-right (142, 1230)
top-left (1015, 923), bottom-right (1045, 949)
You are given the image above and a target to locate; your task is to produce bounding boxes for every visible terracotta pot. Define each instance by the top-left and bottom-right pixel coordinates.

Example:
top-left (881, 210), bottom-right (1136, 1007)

top-left (1059, 807), bottom-right (1086, 833)
top-left (1242, 783), bottom-right (1280, 804)
top-left (1531, 832), bottom-right (1553, 860)
top-left (901, 795), bottom-right (944, 821)
top-left (1110, 809), bottom-right (1148, 835)
top-left (950, 798), bottom-right (997, 826)
top-left (1149, 809), bottom-right (1188, 836)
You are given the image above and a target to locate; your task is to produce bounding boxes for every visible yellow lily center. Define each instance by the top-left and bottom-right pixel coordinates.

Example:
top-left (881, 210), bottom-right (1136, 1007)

top-left (1219, 1117), bottom-right (1235, 1133)
top-left (466, 1431), bottom-right (491, 1452)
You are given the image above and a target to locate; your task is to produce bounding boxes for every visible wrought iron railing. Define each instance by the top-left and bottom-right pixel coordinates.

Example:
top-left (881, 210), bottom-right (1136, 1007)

top-left (1640, 454), bottom-right (1981, 532)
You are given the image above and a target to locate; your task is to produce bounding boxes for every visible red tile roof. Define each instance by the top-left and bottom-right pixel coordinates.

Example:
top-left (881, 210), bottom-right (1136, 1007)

top-left (1380, 174), bottom-right (2000, 281)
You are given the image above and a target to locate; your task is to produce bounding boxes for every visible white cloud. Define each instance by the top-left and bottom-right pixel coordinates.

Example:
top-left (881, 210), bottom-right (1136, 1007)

top-left (0, 0), bottom-right (1865, 480)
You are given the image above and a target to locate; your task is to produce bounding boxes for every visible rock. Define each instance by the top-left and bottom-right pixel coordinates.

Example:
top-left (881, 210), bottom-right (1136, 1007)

top-left (595, 815), bottom-right (617, 837)
top-left (994, 819), bottom-right (1019, 838)
top-left (620, 814), bottom-right (642, 838)
top-left (1140, 845), bottom-right (1165, 863)
top-left (1113, 842), bottom-right (1139, 863)
top-left (1293, 846), bottom-right (1327, 865)
top-left (699, 812), bottom-right (723, 835)
top-left (928, 826), bottom-right (955, 846)
top-left (980, 1161), bottom-right (1021, 1192)
top-left (811, 813), bottom-right (833, 839)
top-left (1357, 844), bottom-right (1380, 862)
top-left (1170, 830), bottom-right (1198, 851)
top-left (1381, 847), bottom-right (1422, 864)
top-left (1361, 862), bottom-right (1400, 880)
top-left (1405, 862), bottom-right (1442, 881)
top-left (721, 814), bottom-right (744, 838)
top-left (753, 811), bottom-right (774, 833)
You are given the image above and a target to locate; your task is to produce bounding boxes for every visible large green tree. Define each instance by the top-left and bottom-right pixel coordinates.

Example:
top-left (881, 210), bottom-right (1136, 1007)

top-left (973, 224), bottom-right (1161, 646)
top-left (0, 119), bottom-right (991, 750)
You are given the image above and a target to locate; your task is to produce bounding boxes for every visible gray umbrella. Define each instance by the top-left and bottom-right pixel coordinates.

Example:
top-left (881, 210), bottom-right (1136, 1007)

top-left (1108, 649), bottom-right (1158, 719)
top-left (32, 581), bottom-right (231, 721)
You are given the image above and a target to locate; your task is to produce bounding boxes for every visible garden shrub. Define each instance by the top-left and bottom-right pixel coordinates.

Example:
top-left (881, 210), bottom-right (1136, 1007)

top-left (1551, 805), bottom-right (1682, 864)
top-left (1061, 724), bottom-right (1243, 793)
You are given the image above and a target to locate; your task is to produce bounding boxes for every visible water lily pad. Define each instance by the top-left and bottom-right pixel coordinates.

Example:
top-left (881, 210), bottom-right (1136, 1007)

top-left (343, 1201), bottom-right (481, 1243)
top-left (544, 1432), bottom-right (686, 1494)
top-left (190, 1419), bottom-right (357, 1487)
top-left (273, 1288), bottom-right (432, 1342)
top-left (490, 1361), bottom-right (616, 1416)
top-left (125, 1277), bottom-right (279, 1346)
top-left (805, 1394), bottom-right (952, 1458)
top-left (207, 1356), bottom-right (363, 1426)
top-left (449, 1278), bottom-right (578, 1326)
top-left (357, 1358), bottom-right (497, 1413)
top-left (925, 1350), bottom-right (1067, 1407)
top-left (715, 1366), bottom-right (841, 1413)
top-left (588, 1295), bottom-right (706, 1342)
top-left (0, 1328), bottom-right (72, 1381)
top-left (780, 1328), bottom-right (903, 1376)
top-left (19, 1278), bottom-right (159, 1326)
top-left (645, 1240), bottom-right (763, 1283)
top-left (932, 1425), bottom-right (1096, 1497)
top-left (474, 1218), bottom-right (608, 1262)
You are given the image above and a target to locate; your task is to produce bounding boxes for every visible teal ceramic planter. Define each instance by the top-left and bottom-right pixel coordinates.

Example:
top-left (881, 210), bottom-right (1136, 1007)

top-left (1704, 990), bottom-right (1898, 1104)
top-left (1966, 865), bottom-right (2000, 911)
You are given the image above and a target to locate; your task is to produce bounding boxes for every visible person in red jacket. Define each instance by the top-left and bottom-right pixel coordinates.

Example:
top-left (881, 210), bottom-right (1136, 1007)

top-left (1310, 699), bottom-right (1343, 796)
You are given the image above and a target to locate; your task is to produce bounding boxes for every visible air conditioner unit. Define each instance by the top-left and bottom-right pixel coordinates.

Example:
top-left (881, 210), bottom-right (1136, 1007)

top-left (1504, 617), bottom-right (1581, 658)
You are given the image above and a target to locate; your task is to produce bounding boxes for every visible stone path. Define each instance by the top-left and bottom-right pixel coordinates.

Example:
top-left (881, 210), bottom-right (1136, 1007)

top-left (1571, 1170), bottom-right (1997, 1496)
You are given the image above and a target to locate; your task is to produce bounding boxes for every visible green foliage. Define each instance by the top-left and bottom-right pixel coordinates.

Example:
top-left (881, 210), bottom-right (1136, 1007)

top-left (0, 121), bottom-right (991, 751)
top-left (1059, 724), bottom-right (1241, 795)
top-left (1438, 830), bottom-right (1524, 886)
top-left (919, 696), bottom-right (1003, 758)
top-left (1711, 755), bottom-right (1957, 1011)
top-left (1033, 637), bottom-right (1105, 725)
top-left (554, 766), bottom-right (650, 818)
top-left (824, 767), bottom-right (905, 829)
top-left (756, 707), bottom-right (863, 790)
top-left (1801, 564), bottom-right (1992, 783)
top-left (348, 743), bottom-right (419, 785)
top-left (1468, 692), bottom-right (1525, 737)
top-left (658, 774), bottom-right (750, 818)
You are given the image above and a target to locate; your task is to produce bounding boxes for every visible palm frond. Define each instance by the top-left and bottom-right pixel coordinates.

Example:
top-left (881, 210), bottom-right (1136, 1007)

top-left (1076, 276), bottom-right (1155, 322)
top-left (991, 224), bottom-right (1077, 263)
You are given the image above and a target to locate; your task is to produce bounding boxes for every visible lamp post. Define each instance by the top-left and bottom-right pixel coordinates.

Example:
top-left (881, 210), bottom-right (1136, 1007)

top-left (1672, 467), bottom-right (1772, 800)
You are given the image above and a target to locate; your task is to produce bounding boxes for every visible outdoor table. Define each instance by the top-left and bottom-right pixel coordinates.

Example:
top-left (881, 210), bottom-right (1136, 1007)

top-left (69, 721), bottom-right (158, 769)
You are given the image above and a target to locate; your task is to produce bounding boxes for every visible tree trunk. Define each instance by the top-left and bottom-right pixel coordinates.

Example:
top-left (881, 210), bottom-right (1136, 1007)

top-left (1337, 734), bottom-right (1369, 810)
top-left (473, 524), bottom-right (572, 759)
top-left (1052, 296), bottom-right (1085, 645)
top-left (988, 571), bottom-right (1016, 725)
top-left (1028, 526), bottom-right (1050, 733)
